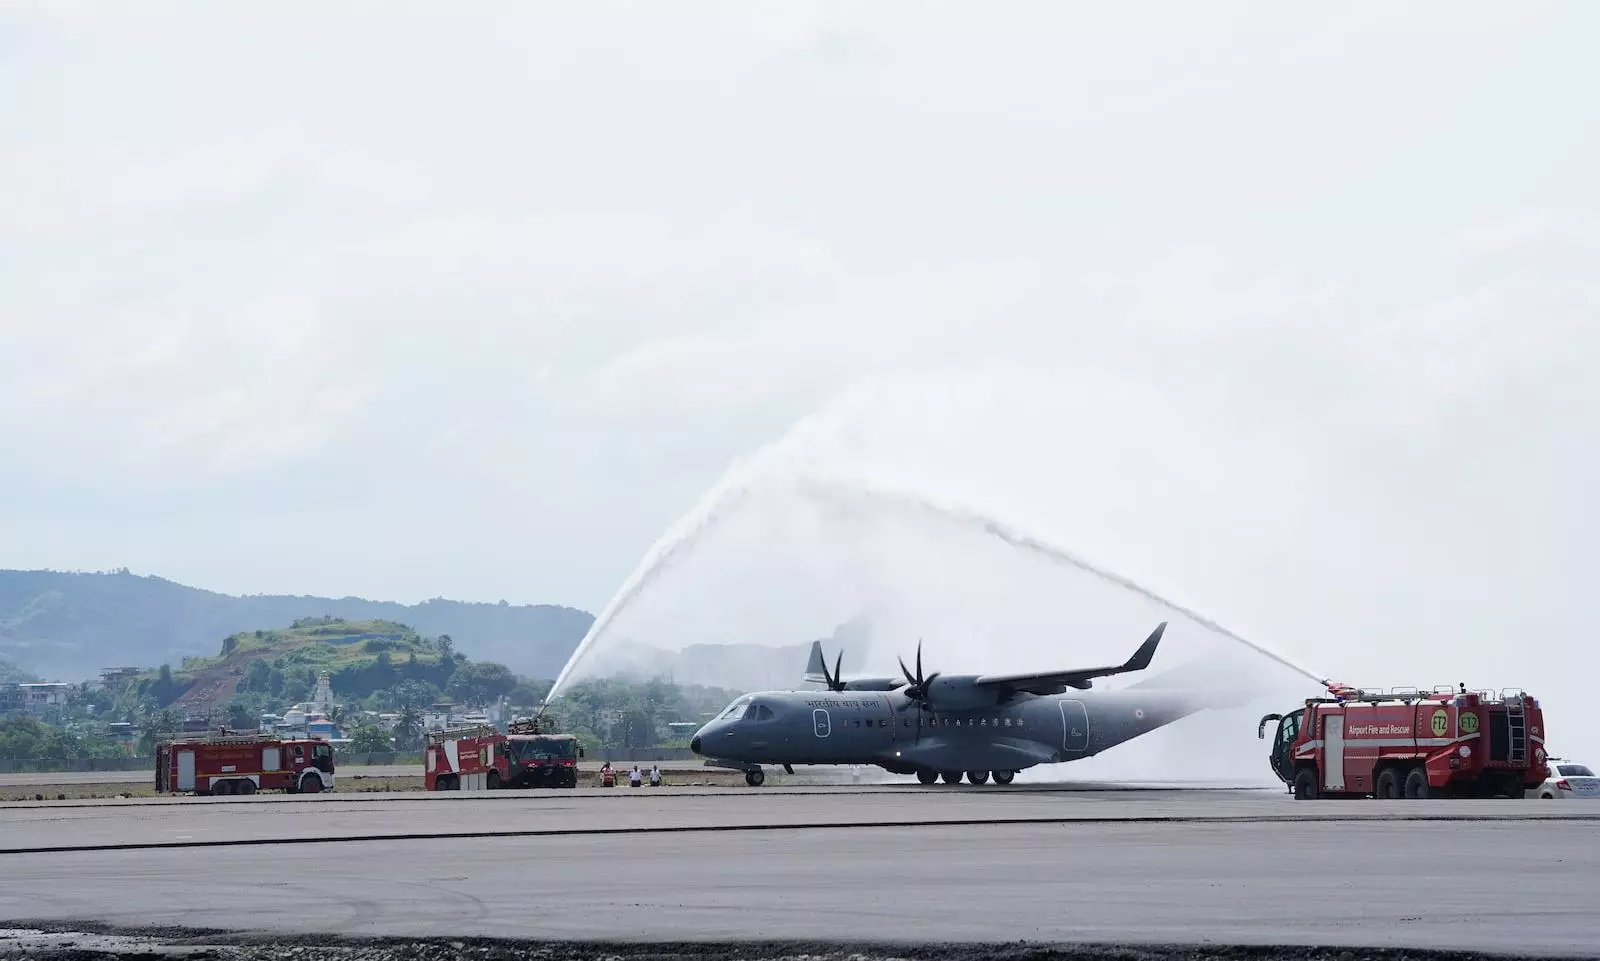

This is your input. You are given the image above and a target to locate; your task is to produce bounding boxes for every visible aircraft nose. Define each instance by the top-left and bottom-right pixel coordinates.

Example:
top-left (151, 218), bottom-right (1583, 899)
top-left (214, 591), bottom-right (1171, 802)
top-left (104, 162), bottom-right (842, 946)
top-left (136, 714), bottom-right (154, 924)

top-left (690, 735), bottom-right (702, 754)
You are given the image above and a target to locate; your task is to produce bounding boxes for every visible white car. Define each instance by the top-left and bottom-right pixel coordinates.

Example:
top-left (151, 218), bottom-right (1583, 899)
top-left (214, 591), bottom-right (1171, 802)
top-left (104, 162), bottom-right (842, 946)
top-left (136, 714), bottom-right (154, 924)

top-left (1534, 759), bottom-right (1600, 799)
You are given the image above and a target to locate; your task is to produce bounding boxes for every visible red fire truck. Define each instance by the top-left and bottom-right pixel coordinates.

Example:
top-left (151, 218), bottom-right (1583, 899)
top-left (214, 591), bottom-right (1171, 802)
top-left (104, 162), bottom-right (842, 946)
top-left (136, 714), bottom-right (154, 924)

top-left (1259, 683), bottom-right (1550, 799)
top-left (155, 731), bottom-right (335, 796)
top-left (424, 718), bottom-right (585, 790)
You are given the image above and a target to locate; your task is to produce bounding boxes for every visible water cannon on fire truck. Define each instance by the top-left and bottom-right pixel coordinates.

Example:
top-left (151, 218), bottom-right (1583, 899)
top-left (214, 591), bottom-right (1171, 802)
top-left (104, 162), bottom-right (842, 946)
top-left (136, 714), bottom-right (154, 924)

top-left (1259, 679), bottom-right (1550, 799)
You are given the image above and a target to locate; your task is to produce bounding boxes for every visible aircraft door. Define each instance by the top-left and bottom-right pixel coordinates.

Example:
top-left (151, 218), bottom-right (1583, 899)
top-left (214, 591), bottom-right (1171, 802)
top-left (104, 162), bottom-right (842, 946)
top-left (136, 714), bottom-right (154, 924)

top-left (1060, 700), bottom-right (1089, 753)
top-left (812, 709), bottom-right (831, 738)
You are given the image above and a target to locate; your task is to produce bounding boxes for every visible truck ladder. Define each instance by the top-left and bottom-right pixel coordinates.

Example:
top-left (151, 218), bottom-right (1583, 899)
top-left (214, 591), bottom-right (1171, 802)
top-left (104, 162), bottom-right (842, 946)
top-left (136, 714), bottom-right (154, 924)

top-left (1505, 698), bottom-right (1527, 764)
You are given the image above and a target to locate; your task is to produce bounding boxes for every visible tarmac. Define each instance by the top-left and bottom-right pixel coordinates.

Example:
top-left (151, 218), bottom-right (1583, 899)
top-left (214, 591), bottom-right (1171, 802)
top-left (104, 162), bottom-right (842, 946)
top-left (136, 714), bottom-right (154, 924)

top-left (3, 786), bottom-right (1598, 957)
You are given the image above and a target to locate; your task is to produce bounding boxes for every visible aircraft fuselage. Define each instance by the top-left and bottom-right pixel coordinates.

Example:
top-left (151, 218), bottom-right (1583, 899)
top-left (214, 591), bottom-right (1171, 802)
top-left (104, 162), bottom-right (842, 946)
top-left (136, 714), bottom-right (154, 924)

top-left (688, 682), bottom-right (1204, 785)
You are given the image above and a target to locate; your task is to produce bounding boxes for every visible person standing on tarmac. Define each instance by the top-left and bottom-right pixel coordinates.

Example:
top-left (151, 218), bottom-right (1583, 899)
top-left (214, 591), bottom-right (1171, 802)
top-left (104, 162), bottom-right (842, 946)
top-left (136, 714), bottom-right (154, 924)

top-left (649, 764), bottom-right (661, 786)
top-left (629, 764), bottom-right (642, 787)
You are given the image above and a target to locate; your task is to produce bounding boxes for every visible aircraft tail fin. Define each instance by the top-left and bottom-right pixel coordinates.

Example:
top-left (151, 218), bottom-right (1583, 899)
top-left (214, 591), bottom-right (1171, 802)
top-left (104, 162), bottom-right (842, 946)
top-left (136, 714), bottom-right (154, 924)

top-left (803, 640), bottom-right (828, 683)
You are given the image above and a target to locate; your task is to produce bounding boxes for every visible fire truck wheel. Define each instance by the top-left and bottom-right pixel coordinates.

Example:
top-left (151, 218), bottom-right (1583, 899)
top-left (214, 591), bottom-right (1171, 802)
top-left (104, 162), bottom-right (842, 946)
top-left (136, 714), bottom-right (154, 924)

top-left (238, 780), bottom-right (256, 796)
top-left (486, 771), bottom-right (501, 790)
top-left (300, 775), bottom-right (322, 794)
top-left (1292, 767), bottom-right (1318, 800)
top-left (1375, 768), bottom-right (1400, 799)
top-left (1403, 766), bottom-right (1431, 798)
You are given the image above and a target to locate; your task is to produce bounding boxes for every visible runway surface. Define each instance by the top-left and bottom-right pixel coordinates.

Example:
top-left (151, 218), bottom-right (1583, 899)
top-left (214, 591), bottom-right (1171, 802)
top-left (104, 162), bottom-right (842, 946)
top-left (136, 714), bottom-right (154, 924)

top-left (4, 787), bottom-right (1598, 956)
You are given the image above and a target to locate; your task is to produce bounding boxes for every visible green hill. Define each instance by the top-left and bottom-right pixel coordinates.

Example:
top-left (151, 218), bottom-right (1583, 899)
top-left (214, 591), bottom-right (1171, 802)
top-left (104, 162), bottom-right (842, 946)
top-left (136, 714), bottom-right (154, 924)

top-left (0, 569), bottom-right (592, 682)
top-left (112, 616), bottom-right (529, 718)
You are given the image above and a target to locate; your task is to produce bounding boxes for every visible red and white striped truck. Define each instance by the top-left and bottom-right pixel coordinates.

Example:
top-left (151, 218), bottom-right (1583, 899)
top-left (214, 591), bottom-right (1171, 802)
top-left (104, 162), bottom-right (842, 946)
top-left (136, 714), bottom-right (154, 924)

top-left (1259, 683), bottom-right (1550, 799)
top-left (424, 718), bottom-right (585, 790)
top-left (155, 731), bottom-right (334, 796)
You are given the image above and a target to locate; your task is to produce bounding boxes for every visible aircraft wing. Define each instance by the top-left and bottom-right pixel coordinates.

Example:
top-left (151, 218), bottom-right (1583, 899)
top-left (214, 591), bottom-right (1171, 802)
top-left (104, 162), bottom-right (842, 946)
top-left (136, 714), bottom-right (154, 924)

top-left (972, 622), bottom-right (1167, 694)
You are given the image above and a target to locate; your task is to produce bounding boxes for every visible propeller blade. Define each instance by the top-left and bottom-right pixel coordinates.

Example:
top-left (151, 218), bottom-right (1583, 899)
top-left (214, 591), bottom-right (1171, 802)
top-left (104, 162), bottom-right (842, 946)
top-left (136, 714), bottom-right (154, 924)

top-left (833, 652), bottom-right (843, 691)
top-left (916, 640), bottom-right (923, 684)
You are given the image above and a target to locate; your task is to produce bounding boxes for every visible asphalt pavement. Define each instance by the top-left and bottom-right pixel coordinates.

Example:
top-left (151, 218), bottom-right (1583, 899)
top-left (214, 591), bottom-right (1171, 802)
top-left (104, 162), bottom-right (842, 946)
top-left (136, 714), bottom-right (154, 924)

top-left (4, 788), bottom-right (1597, 957)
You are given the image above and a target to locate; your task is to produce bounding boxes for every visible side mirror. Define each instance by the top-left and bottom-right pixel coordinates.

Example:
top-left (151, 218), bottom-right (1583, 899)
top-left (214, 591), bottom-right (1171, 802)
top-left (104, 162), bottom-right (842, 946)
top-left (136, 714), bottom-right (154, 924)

top-left (1257, 713), bottom-right (1283, 740)
top-left (578, 745), bottom-right (586, 758)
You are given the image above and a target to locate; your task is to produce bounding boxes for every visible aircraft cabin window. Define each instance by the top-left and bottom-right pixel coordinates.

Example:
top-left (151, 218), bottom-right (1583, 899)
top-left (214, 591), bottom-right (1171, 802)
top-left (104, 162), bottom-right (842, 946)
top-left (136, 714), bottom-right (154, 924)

top-left (1004, 718), bottom-right (1012, 727)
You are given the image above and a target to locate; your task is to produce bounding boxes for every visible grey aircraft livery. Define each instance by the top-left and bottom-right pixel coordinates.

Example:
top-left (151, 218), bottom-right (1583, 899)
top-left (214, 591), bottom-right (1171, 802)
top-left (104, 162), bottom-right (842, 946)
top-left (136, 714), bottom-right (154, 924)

top-left (689, 621), bottom-right (1215, 785)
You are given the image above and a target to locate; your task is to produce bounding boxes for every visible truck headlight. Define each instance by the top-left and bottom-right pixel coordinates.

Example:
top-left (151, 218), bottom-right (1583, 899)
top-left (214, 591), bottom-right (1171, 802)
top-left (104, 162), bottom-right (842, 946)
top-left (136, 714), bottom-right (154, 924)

top-left (1458, 745), bottom-right (1471, 758)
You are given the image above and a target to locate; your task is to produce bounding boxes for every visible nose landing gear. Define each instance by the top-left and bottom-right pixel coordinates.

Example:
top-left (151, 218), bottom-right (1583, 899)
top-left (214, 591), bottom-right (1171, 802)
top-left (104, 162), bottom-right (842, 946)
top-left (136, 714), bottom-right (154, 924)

top-left (745, 767), bottom-right (766, 787)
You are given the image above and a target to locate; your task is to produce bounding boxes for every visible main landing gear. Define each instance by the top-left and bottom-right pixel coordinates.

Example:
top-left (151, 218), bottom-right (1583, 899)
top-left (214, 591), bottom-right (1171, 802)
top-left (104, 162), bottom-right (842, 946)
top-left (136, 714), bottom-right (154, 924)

top-left (915, 769), bottom-right (1015, 785)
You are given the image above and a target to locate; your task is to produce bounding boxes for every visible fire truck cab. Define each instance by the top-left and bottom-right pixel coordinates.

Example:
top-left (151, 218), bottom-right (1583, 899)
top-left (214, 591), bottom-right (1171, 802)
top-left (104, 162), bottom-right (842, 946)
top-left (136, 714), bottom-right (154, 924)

top-left (155, 731), bottom-right (334, 796)
top-left (1259, 683), bottom-right (1550, 800)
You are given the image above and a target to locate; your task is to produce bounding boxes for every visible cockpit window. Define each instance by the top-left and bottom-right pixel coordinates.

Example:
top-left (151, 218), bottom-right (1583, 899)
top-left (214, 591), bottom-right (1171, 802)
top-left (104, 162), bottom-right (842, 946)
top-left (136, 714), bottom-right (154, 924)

top-left (757, 705), bottom-right (775, 720)
top-left (719, 696), bottom-right (753, 720)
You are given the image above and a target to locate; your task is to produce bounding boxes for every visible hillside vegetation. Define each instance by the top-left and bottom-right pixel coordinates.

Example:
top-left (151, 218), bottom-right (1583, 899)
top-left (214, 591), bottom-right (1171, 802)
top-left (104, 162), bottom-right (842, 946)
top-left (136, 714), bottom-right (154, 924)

top-left (111, 617), bottom-right (528, 716)
top-left (0, 569), bottom-right (593, 681)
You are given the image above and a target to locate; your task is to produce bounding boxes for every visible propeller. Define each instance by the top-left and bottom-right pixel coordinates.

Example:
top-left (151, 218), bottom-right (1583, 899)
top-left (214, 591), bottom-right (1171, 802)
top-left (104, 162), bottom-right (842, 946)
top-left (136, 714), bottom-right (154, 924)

top-left (818, 649), bottom-right (847, 692)
top-left (896, 639), bottom-right (941, 742)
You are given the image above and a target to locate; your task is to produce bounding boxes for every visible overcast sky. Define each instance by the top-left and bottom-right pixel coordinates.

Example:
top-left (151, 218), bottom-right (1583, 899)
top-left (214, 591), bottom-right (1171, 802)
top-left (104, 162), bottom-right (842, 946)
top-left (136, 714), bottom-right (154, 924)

top-left (4, 3), bottom-right (1598, 752)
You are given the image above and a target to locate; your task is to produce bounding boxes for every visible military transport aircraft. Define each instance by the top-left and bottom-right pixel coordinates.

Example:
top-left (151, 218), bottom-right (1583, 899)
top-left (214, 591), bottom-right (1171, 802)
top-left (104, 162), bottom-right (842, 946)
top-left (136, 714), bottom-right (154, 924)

top-left (689, 620), bottom-right (1214, 786)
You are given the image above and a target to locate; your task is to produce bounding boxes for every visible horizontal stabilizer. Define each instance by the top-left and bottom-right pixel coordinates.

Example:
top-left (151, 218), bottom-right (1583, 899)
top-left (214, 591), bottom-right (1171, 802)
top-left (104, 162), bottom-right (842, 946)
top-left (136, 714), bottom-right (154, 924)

top-left (973, 621), bottom-right (1167, 695)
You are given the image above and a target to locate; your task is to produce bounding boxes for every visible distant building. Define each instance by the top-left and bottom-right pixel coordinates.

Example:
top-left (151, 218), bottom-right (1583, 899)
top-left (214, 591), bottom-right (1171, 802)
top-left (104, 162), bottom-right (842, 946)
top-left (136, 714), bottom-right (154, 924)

top-left (99, 667), bottom-right (142, 687)
top-left (103, 722), bottom-right (139, 755)
top-left (0, 682), bottom-right (74, 717)
top-left (310, 672), bottom-right (335, 713)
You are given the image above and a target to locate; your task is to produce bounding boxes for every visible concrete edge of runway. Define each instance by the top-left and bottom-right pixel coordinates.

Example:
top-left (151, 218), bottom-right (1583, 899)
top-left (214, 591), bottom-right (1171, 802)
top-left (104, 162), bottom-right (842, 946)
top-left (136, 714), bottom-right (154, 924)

top-left (6, 921), bottom-right (1592, 961)
top-left (7, 808), bottom-right (1600, 857)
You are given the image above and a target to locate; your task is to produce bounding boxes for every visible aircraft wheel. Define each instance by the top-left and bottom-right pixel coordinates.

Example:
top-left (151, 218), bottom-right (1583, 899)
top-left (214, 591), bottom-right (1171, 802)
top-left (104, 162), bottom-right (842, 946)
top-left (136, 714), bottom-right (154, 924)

top-left (940, 770), bottom-right (963, 784)
top-left (745, 768), bottom-right (766, 787)
top-left (966, 770), bottom-right (990, 785)
top-left (992, 770), bottom-right (1015, 785)
top-left (915, 769), bottom-right (938, 785)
